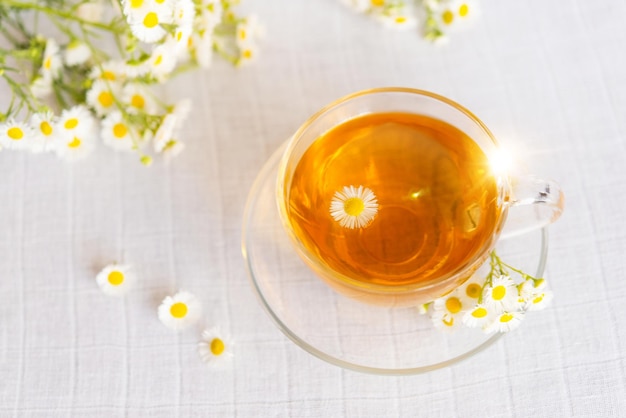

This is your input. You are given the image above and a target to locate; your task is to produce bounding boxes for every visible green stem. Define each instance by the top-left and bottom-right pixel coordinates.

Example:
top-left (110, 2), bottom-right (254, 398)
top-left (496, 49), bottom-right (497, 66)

top-left (4, 0), bottom-right (125, 34)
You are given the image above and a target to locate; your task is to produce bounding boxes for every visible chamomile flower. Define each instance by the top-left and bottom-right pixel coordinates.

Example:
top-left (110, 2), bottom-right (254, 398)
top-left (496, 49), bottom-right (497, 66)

top-left (64, 40), bottom-right (92, 66)
top-left (121, 0), bottom-right (152, 20)
top-left (0, 119), bottom-right (34, 151)
top-left (238, 44), bottom-right (259, 66)
top-left (41, 38), bottom-right (62, 80)
top-left (378, 13), bottom-right (418, 31)
top-left (55, 105), bottom-right (97, 161)
top-left (235, 16), bottom-right (264, 49)
top-left (121, 83), bottom-right (157, 114)
top-left (198, 0), bottom-right (223, 28)
top-left (129, 2), bottom-right (174, 43)
top-left (436, 0), bottom-right (477, 31)
top-left (519, 279), bottom-right (553, 311)
top-left (29, 111), bottom-right (59, 153)
top-left (461, 279), bottom-right (483, 301)
top-left (485, 311), bottom-right (525, 333)
top-left (482, 274), bottom-right (520, 312)
top-left (101, 111), bottom-right (138, 152)
top-left (171, 25), bottom-right (192, 55)
top-left (146, 41), bottom-right (178, 78)
top-left (431, 291), bottom-right (472, 331)
top-left (86, 79), bottom-right (121, 116)
top-left (158, 290), bottom-right (202, 331)
top-left (89, 60), bottom-right (126, 82)
top-left (330, 185), bottom-right (378, 229)
top-left (30, 75), bottom-right (53, 99)
top-left (96, 264), bottom-right (134, 296)
top-left (55, 131), bottom-right (97, 161)
top-left (462, 303), bottom-right (495, 329)
top-left (153, 113), bottom-right (177, 152)
top-left (198, 327), bottom-right (234, 367)
top-left (161, 140), bottom-right (185, 161)
top-left (57, 105), bottom-right (95, 137)
top-left (173, 0), bottom-right (195, 25)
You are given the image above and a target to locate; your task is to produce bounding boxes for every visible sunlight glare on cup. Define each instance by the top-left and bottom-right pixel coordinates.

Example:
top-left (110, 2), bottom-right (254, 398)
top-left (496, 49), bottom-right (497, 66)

top-left (489, 146), bottom-right (514, 177)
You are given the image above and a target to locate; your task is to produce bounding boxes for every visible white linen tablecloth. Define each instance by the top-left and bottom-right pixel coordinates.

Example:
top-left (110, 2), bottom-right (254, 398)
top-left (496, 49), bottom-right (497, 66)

top-left (1, 0), bottom-right (625, 416)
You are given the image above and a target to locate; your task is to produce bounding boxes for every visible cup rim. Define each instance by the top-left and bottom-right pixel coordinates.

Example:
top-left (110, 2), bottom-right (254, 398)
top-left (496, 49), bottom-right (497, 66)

top-left (277, 87), bottom-right (504, 296)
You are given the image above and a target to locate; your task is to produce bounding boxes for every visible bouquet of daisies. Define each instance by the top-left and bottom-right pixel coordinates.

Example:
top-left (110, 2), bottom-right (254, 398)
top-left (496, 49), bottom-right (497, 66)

top-left (0, 0), bottom-right (262, 164)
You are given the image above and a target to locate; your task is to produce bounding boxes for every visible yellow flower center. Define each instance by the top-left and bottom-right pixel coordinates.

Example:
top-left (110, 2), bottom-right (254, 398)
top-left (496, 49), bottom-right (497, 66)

top-left (7, 127), bottom-right (24, 140)
top-left (534, 278), bottom-right (545, 288)
top-left (210, 338), bottom-right (225, 356)
top-left (459, 4), bottom-right (469, 17)
top-left (40, 121), bottom-right (53, 136)
top-left (143, 12), bottom-right (159, 28)
top-left (154, 54), bottom-right (163, 66)
top-left (443, 317), bottom-right (454, 327)
top-left (207, 3), bottom-right (214, 12)
top-left (533, 294), bottom-right (544, 304)
top-left (64, 118), bottom-right (79, 129)
top-left (445, 297), bottom-right (462, 314)
top-left (343, 198), bottom-right (365, 217)
top-left (102, 71), bottom-right (116, 81)
top-left (113, 123), bottom-right (128, 138)
top-left (442, 10), bottom-right (454, 25)
top-left (371, 0), bottom-right (384, 6)
top-left (500, 313), bottom-right (514, 323)
top-left (239, 29), bottom-right (247, 40)
top-left (44, 57), bottom-right (52, 70)
top-left (68, 137), bottom-right (81, 148)
top-left (155, 0), bottom-right (165, 3)
top-left (243, 49), bottom-right (253, 59)
top-left (177, 31), bottom-right (183, 41)
top-left (131, 94), bottom-right (145, 109)
top-left (395, 16), bottom-right (407, 24)
top-left (107, 271), bottom-right (124, 286)
top-left (170, 302), bottom-right (188, 318)
top-left (98, 91), bottom-right (113, 107)
top-left (130, 0), bottom-right (143, 8)
top-left (466, 283), bottom-right (481, 299)
top-left (471, 307), bottom-right (488, 318)
top-left (492, 285), bottom-right (506, 301)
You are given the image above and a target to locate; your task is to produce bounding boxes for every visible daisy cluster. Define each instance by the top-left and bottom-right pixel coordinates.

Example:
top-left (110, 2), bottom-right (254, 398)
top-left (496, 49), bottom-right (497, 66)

top-left (96, 264), bottom-right (234, 368)
top-left (0, 0), bottom-right (262, 163)
top-left (421, 251), bottom-right (554, 333)
top-left (340, 0), bottom-right (477, 42)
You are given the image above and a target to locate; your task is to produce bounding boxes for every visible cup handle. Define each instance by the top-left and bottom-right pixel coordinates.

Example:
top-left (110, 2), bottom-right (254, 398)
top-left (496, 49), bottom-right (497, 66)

top-left (500, 176), bottom-right (565, 239)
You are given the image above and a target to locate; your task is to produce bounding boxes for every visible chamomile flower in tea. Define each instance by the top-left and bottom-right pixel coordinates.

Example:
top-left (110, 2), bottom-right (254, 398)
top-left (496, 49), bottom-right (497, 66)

top-left (330, 185), bottom-right (379, 229)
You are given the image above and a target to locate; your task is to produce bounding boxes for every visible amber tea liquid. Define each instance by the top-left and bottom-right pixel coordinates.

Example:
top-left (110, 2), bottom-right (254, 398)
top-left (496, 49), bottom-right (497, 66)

top-left (287, 112), bottom-right (502, 288)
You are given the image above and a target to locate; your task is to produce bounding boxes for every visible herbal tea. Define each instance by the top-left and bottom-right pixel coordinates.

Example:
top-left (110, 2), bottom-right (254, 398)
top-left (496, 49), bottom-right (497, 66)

top-left (286, 112), bottom-right (502, 287)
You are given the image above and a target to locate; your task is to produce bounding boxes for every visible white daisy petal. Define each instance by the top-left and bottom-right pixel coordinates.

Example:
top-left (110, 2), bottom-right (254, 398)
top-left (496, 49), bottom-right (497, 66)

top-left (41, 38), bottom-right (62, 79)
top-left (519, 279), bottom-right (553, 311)
top-left (146, 40), bottom-right (178, 78)
top-left (462, 303), bottom-right (495, 329)
top-left (431, 289), bottom-right (472, 331)
top-left (96, 264), bottom-right (134, 296)
top-left (0, 119), bottom-right (35, 151)
top-left (484, 310), bottom-right (525, 333)
top-left (153, 113), bottom-right (177, 152)
top-left (482, 274), bottom-right (521, 312)
top-left (330, 185), bottom-right (378, 229)
top-left (101, 111), bottom-right (138, 152)
top-left (121, 83), bottom-right (157, 114)
top-left (197, 327), bottom-right (234, 368)
top-left (86, 79), bottom-right (121, 116)
top-left (129, 4), bottom-right (174, 43)
top-left (64, 40), bottom-right (92, 66)
top-left (55, 105), bottom-right (98, 161)
top-left (89, 60), bottom-right (126, 82)
top-left (29, 111), bottom-right (59, 153)
top-left (158, 290), bottom-right (202, 331)
top-left (173, 0), bottom-right (195, 25)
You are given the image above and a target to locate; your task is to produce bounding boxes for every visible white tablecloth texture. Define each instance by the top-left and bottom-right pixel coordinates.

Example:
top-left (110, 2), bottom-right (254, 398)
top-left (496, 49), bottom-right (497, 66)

top-left (1, 0), bottom-right (626, 416)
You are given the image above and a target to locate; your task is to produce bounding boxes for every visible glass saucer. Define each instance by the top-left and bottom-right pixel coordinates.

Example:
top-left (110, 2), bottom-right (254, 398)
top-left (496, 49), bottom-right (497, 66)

top-left (242, 142), bottom-right (548, 375)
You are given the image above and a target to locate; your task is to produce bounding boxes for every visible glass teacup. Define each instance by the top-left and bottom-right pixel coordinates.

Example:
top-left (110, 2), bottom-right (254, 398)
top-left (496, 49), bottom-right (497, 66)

top-left (276, 88), bottom-right (564, 307)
